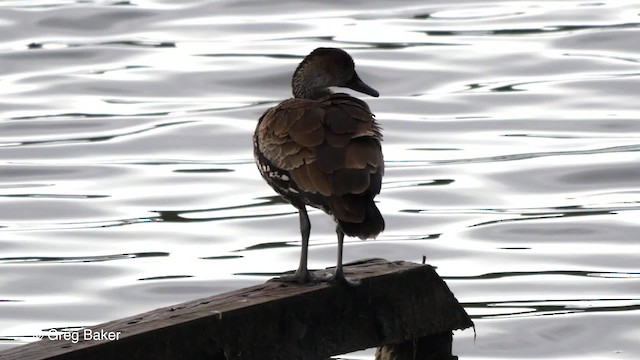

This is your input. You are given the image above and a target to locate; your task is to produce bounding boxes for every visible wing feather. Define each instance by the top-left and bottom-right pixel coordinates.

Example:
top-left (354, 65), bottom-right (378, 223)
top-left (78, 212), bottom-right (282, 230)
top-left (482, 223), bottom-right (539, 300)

top-left (256, 94), bottom-right (383, 200)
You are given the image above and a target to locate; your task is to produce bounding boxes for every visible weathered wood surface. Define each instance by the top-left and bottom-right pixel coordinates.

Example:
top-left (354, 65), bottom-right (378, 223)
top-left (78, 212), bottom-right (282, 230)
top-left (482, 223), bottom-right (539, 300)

top-left (0, 258), bottom-right (473, 360)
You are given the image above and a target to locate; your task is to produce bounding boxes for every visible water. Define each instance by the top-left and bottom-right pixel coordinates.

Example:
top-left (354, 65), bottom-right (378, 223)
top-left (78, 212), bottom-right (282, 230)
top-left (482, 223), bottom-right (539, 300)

top-left (1, 0), bottom-right (639, 358)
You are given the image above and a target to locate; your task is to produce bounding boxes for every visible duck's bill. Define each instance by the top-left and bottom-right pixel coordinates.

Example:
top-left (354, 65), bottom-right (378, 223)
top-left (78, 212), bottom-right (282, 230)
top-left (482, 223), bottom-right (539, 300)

top-left (347, 73), bottom-right (379, 97)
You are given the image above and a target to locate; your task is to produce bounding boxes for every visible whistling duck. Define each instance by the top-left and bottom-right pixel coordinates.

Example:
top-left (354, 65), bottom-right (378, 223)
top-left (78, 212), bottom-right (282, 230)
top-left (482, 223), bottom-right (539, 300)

top-left (253, 47), bottom-right (384, 285)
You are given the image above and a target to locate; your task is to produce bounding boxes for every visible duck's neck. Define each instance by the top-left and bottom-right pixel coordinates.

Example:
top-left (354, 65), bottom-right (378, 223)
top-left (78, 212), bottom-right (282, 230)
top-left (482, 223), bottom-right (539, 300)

top-left (292, 75), bottom-right (332, 99)
top-left (291, 60), bottom-right (333, 99)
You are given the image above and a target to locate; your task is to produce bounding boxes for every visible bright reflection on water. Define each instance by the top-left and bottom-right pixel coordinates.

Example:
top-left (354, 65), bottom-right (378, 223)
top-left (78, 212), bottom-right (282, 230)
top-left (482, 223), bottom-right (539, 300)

top-left (1, 0), bottom-right (639, 359)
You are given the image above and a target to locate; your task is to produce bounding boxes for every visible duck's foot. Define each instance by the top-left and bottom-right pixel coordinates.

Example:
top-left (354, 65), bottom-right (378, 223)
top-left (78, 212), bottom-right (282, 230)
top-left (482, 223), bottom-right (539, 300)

top-left (328, 268), bottom-right (361, 287)
top-left (271, 269), bottom-right (322, 284)
top-left (271, 268), bottom-right (360, 286)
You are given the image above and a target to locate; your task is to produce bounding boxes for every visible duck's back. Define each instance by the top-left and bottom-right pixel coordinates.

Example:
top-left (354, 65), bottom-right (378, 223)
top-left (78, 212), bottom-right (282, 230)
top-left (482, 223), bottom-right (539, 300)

top-left (254, 93), bottom-right (384, 239)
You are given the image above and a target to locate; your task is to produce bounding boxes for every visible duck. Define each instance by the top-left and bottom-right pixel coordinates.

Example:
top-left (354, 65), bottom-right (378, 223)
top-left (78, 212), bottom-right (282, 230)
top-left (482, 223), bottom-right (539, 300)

top-left (253, 47), bottom-right (384, 285)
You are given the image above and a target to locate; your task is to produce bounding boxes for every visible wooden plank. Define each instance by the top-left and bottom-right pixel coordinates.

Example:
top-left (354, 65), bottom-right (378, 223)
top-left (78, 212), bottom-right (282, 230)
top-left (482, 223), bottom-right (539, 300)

top-left (0, 258), bottom-right (473, 360)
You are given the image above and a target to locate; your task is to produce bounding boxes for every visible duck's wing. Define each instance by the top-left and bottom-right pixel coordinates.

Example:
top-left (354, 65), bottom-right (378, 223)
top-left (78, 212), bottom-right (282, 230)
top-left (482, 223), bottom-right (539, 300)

top-left (255, 94), bottom-right (383, 223)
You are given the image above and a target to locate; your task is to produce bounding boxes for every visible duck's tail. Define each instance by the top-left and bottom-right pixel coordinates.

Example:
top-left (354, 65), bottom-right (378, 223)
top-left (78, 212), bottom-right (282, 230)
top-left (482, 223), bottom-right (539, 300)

top-left (332, 195), bottom-right (385, 239)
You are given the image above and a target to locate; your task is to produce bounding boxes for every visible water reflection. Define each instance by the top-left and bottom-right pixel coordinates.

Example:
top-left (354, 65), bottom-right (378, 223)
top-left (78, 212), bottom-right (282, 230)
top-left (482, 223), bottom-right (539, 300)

top-left (417, 22), bottom-right (640, 37)
top-left (0, 252), bottom-right (169, 264)
top-left (463, 297), bottom-right (640, 319)
top-left (468, 206), bottom-right (627, 228)
top-left (445, 270), bottom-right (640, 281)
top-left (1, 0), bottom-right (639, 358)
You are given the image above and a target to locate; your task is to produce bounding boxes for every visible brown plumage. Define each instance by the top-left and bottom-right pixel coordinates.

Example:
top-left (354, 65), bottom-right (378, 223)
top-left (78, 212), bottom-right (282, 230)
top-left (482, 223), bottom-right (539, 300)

top-left (253, 48), bottom-right (384, 285)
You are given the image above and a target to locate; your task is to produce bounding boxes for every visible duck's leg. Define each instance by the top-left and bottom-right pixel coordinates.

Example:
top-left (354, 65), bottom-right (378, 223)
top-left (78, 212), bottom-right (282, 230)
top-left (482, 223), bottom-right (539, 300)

top-left (329, 226), bottom-right (360, 286)
top-left (294, 205), bottom-right (312, 281)
top-left (277, 205), bottom-right (316, 283)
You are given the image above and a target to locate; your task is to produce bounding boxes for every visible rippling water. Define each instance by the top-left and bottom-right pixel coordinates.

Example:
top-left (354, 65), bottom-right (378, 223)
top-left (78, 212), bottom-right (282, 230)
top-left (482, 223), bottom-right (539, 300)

top-left (1, 0), bottom-right (639, 358)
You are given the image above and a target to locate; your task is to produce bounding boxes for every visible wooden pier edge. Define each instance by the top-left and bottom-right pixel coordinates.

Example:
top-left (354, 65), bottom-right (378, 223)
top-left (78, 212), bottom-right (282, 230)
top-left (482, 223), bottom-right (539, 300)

top-left (0, 258), bottom-right (473, 360)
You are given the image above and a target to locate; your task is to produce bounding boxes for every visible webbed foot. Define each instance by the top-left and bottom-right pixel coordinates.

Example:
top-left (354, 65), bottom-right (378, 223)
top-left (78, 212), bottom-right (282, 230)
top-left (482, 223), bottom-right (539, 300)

top-left (272, 269), bottom-right (322, 284)
top-left (328, 268), bottom-right (360, 287)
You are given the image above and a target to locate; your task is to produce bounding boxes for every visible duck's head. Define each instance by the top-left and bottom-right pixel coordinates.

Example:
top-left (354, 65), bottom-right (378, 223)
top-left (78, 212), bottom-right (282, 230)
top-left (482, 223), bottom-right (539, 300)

top-left (292, 47), bottom-right (379, 100)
